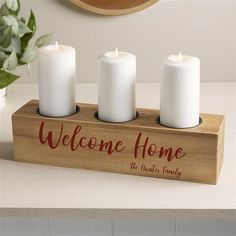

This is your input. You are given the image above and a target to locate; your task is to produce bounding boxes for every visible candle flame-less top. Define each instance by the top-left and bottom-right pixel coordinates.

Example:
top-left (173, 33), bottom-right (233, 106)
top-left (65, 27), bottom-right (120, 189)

top-left (38, 43), bottom-right (76, 54)
top-left (100, 49), bottom-right (135, 63)
top-left (166, 52), bottom-right (199, 65)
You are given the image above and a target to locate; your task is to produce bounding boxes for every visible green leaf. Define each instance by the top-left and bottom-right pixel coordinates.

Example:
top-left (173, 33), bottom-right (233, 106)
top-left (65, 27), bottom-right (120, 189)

top-left (27, 10), bottom-right (36, 33)
top-left (18, 20), bottom-right (32, 37)
top-left (8, 0), bottom-right (20, 15)
top-left (0, 69), bottom-right (19, 89)
top-left (35, 31), bottom-right (53, 48)
top-left (20, 45), bottom-right (37, 64)
top-left (0, 4), bottom-right (10, 16)
top-left (2, 15), bottom-right (19, 35)
top-left (0, 25), bottom-right (12, 48)
top-left (5, 0), bottom-right (18, 11)
top-left (20, 10), bottom-right (36, 50)
top-left (3, 50), bottom-right (18, 71)
top-left (5, 0), bottom-right (12, 9)
top-left (15, 0), bottom-right (20, 15)
top-left (1, 36), bottom-right (21, 54)
top-left (0, 51), bottom-right (8, 67)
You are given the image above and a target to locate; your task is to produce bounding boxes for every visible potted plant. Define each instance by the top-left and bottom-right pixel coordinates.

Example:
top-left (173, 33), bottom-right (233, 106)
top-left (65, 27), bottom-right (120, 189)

top-left (0, 0), bottom-right (53, 107)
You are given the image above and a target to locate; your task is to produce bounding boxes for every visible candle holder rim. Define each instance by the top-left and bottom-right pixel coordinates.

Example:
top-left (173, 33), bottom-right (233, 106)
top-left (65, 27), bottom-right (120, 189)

top-left (94, 111), bottom-right (139, 123)
top-left (156, 116), bottom-right (202, 129)
top-left (36, 105), bottom-right (80, 118)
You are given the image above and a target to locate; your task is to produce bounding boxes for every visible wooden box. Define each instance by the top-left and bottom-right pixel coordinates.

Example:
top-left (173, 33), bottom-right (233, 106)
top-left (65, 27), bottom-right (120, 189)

top-left (12, 100), bottom-right (225, 184)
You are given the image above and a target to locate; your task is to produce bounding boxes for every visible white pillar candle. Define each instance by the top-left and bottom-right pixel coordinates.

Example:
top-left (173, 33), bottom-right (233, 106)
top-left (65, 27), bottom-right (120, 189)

top-left (98, 49), bottom-right (136, 122)
top-left (38, 42), bottom-right (76, 117)
top-left (160, 52), bottom-right (200, 128)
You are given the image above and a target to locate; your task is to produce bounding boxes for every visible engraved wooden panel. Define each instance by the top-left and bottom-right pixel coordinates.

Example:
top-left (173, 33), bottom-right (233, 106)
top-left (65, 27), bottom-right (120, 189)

top-left (70, 0), bottom-right (159, 15)
top-left (12, 100), bottom-right (225, 184)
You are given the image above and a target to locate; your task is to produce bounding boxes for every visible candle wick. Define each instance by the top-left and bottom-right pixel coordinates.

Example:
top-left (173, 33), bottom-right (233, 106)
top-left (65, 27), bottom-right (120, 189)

top-left (115, 48), bottom-right (119, 57)
top-left (178, 52), bottom-right (182, 61)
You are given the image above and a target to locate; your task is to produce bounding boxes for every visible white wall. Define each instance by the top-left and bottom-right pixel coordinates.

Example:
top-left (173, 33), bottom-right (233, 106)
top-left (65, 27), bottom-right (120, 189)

top-left (15, 0), bottom-right (236, 83)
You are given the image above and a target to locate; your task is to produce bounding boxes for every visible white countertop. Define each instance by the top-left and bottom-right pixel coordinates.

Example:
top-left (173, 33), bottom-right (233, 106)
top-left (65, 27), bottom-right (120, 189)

top-left (0, 83), bottom-right (235, 213)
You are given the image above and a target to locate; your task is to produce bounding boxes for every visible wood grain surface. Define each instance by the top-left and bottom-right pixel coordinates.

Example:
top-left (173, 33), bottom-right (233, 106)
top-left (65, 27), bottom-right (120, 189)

top-left (12, 100), bottom-right (225, 184)
top-left (70, 0), bottom-right (159, 15)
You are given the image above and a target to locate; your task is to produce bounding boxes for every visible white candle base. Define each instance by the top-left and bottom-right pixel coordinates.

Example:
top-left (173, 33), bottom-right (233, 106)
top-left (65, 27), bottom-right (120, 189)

top-left (98, 50), bottom-right (136, 123)
top-left (38, 105), bottom-right (80, 118)
top-left (160, 54), bottom-right (200, 128)
top-left (95, 111), bottom-right (139, 123)
top-left (157, 116), bottom-right (202, 129)
top-left (38, 44), bottom-right (76, 117)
